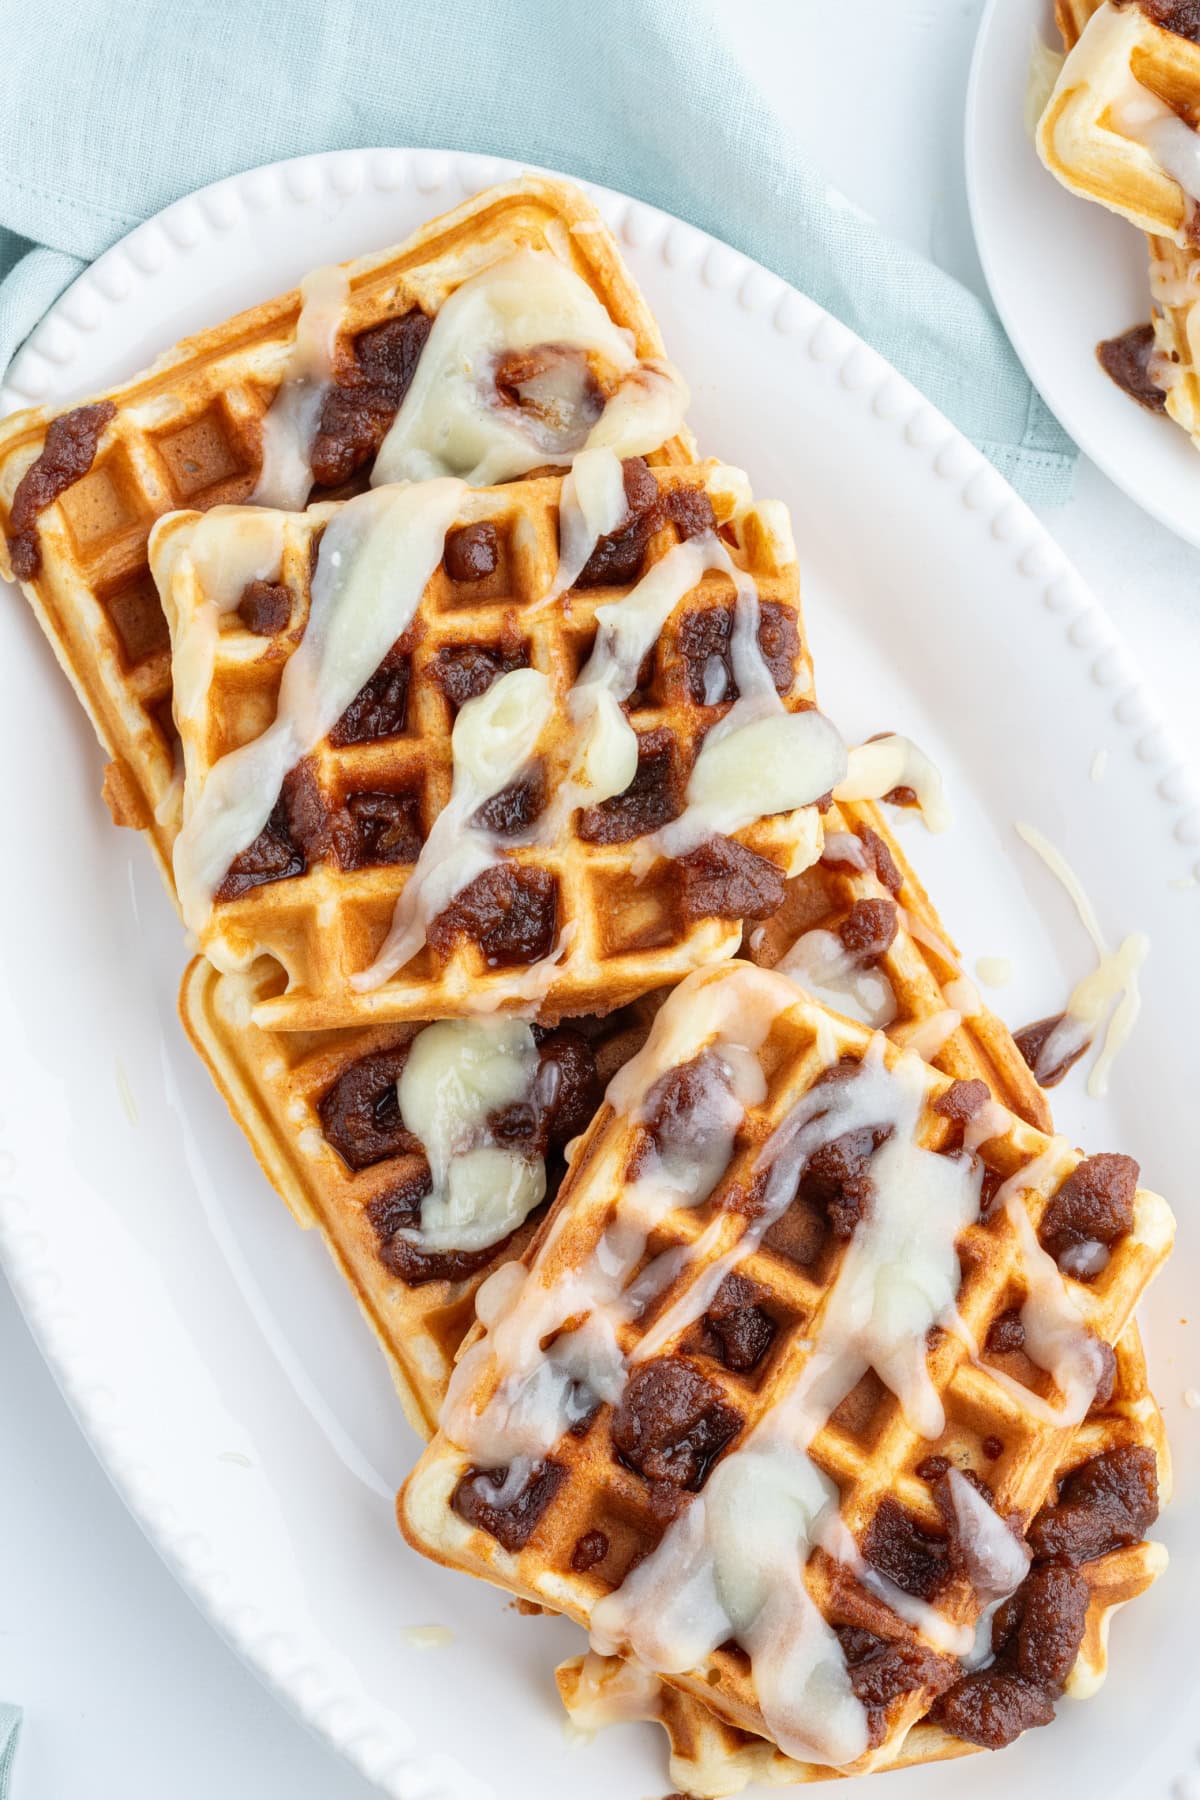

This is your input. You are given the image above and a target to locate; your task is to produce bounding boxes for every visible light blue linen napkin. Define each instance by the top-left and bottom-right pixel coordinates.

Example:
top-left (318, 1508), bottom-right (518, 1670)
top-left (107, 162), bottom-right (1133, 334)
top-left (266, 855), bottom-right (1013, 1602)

top-left (0, 0), bottom-right (1075, 506)
top-left (0, 1705), bottom-right (20, 1797)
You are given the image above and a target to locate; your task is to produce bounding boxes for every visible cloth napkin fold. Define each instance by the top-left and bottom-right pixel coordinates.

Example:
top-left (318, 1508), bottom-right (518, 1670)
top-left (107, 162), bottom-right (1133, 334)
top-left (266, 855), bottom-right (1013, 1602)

top-left (0, 1704), bottom-right (20, 1797)
top-left (0, 0), bottom-right (1075, 504)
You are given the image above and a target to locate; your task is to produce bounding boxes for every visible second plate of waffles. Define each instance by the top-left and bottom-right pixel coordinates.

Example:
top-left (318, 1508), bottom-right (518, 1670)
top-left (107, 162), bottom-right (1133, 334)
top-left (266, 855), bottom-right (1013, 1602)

top-left (0, 148), bottom-right (1194, 1800)
top-left (968, 0), bottom-right (1200, 546)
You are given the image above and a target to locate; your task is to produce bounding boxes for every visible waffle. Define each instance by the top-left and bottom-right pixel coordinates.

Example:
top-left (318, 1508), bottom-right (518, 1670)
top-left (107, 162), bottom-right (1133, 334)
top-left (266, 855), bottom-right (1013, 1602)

top-left (1048, 1), bottom-right (1200, 439)
top-left (156, 460), bottom-right (833, 1029)
top-left (0, 175), bottom-right (694, 896)
top-left (744, 795), bottom-right (1052, 1132)
top-left (399, 962), bottom-right (1173, 1777)
top-left (555, 1325), bottom-right (1170, 1794)
top-left (179, 954), bottom-right (666, 1435)
top-left (1038, 2), bottom-right (1200, 243)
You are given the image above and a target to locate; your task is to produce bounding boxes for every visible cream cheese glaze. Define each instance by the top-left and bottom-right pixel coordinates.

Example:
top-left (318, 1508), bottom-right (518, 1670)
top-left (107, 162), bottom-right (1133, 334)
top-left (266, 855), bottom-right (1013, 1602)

top-left (370, 250), bottom-right (689, 487)
top-left (438, 965), bottom-right (1110, 1766)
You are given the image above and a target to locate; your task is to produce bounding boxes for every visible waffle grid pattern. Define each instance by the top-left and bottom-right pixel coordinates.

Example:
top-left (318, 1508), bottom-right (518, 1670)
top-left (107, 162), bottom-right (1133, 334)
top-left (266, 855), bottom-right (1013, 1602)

top-left (179, 955), bottom-right (666, 1435)
top-left (163, 465), bottom-right (819, 1028)
top-left (555, 1320), bottom-right (1170, 1794)
top-left (0, 176), bottom-right (692, 889)
top-left (401, 973), bottom-right (1172, 1773)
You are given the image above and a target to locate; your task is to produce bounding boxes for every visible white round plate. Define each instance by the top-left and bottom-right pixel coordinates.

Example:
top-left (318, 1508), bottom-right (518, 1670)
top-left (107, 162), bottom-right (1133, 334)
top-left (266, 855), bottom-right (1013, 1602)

top-left (966, 0), bottom-right (1200, 548)
top-left (2, 148), bottom-right (1198, 1800)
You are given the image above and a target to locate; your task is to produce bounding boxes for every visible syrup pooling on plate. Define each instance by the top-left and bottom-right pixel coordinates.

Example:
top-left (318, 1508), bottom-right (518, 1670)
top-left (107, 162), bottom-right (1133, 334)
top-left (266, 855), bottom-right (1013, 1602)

top-left (164, 479), bottom-right (467, 936)
top-left (438, 965), bottom-right (1120, 1768)
top-left (370, 250), bottom-right (689, 487)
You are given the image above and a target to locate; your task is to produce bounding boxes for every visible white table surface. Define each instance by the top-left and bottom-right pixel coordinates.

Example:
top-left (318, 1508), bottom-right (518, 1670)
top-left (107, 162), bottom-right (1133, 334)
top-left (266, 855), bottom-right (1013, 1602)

top-left (3, 3), bottom-right (1198, 1796)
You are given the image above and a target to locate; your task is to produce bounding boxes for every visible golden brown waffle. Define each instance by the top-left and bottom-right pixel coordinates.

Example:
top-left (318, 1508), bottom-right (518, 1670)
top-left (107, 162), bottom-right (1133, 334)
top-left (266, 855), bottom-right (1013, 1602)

top-left (1039, 2), bottom-right (1200, 242)
top-left (745, 796), bottom-right (1052, 1133)
top-left (158, 461), bottom-right (827, 1029)
top-left (0, 176), bottom-right (693, 895)
top-left (399, 963), bottom-right (1173, 1777)
top-left (1050, 1), bottom-right (1200, 441)
top-left (179, 954), bottom-right (666, 1436)
top-left (554, 1325), bottom-right (1170, 1795)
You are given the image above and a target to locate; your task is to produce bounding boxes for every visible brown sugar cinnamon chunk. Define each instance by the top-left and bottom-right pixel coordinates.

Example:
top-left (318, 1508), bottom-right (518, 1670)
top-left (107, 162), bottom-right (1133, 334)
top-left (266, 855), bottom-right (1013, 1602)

top-left (929, 1669), bottom-right (1056, 1749)
top-left (432, 643), bottom-right (529, 711)
top-left (664, 483), bottom-right (717, 541)
top-left (332, 791), bottom-right (423, 870)
top-left (443, 521), bottom-right (499, 582)
top-left (318, 1046), bottom-right (419, 1169)
top-left (310, 309), bottom-right (432, 487)
top-left (533, 1028), bottom-right (601, 1150)
top-left (451, 1461), bottom-right (566, 1551)
top-left (1014, 1013), bottom-right (1090, 1088)
top-left (472, 766), bottom-right (547, 837)
top-left (861, 828), bottom-right (903, 895)
top-left (1004, 1564), bottom-right (1090, 1691)
top-left (571, 1529), bottom-right (609, 1573)
top-left (1139, 0), bottom-right (1200, 35)
top-left (838, 1627), bottom-right (958, 1731)
top-left (799, 1123), bottom-right (890, 1239)
top-left (862, 1498), bottom-right (949, 1600)
top-left (494, 344), bottom-right (605, 442)
top-left (1096, 323), bottom-right (1169, 413)
top-left (575, 456), bottom-right (664, 589)
top-left (1028, 1444), bottom-right (1159, 1566)
top-left (367, 1171), bottom-right (517, 1285)
top-left (932, 1079), bottom-right (990, 1123)
top-left (236, 579), bottom-right (292, 636)
top-left (837, 898), bottom-right (898, 963)
top-left (612, 1357), bottom-right (741, 1490)
top-left (700, 1273), bottom-right (776, 1373)
top-left (676, 600), bottom-right (799, 706)
top-left (6, 400), bottom-right (117, 580)
top-left (675, 835), bottom-right (786, 924)
top-left (1038, 1153), bottom-right (1138, 1264)
top-left (329, 645), bottom-right (411, 745)
top-left (579, 729), bottom-right (681, 844)
top-left (985, 1308), bottom-right (1025, 1355)
top-left (214, 762), bottom-right (325, 901)
top-left (428, 864), bottom-right (558, 967)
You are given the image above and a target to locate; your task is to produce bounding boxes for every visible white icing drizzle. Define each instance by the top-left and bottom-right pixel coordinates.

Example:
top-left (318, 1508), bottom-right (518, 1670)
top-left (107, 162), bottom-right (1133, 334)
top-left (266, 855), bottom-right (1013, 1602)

top-left (835, 735), bottom-right (950, 833)
top-left (775, 928), bottom-right (898, 1030)
top-left (625, 536), bottom-right (844, 868)
top-left (975, 956), bottom-right (1013, 990)
top-left (252, 265), bottom-right (349, 508)
top-left (1015, 821), bottom-right (1149, 1097)
top-left (171, 479), bottom-right (467, 937)
top-left (352, 666), bottom-right (555, 991)
top-left (442, 968), bottom-right (1031, 1767)
top-left (891, 1008), bottom-right (961, 1060)
top-left (966, 1113), bottom-right (1109, 1428)
top-left (397, 1016), bottom-right (544, 1251)
top-left (371, 250), bottom-right (688, 488)
top-left (153, 506), bottom-right (287, 731)
top-left (546, 445), bottom-right (629, 599)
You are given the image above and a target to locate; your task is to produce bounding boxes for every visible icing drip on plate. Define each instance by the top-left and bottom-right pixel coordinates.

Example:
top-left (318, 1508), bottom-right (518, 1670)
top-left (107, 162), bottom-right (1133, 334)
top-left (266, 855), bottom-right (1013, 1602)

top-left (1015, 821), bottom-right (1148, 1097)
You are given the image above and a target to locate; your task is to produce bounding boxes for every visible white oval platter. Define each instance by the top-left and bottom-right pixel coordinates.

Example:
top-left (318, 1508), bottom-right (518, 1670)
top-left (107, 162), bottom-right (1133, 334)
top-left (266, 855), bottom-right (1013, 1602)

top-left (1, 147), bottom-right (1198, 1800)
